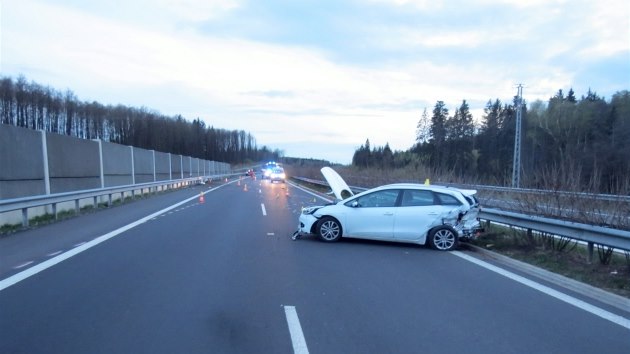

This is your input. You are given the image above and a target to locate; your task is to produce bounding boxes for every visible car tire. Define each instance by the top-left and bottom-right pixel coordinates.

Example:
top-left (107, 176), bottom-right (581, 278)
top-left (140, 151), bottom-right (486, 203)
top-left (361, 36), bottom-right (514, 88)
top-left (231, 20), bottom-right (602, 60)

top-left (428, 226), bottom-right (458, 251)
top-left (317, 217), bottom-right (342, 242)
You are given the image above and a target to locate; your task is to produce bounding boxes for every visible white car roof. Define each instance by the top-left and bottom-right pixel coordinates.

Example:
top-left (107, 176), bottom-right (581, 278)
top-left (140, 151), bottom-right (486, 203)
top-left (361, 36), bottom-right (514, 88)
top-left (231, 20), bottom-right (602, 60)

top-left (380, 183), bottom-right (477, 196)
top-left (321, 167), bottom-right (477, 201)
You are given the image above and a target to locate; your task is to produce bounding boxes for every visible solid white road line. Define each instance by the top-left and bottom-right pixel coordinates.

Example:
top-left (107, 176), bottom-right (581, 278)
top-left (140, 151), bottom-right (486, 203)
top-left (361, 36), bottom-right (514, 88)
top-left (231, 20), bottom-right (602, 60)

top-left (261, 203), bottom-right (267, 216)
top-left (0, 184), bottom-right (230, 292)
top-left (452, 251), bottom-right (630, 330)
top-left (284, 306), bottom-right (309, 354)
top-left (288, 182), bottom-right (333, 203)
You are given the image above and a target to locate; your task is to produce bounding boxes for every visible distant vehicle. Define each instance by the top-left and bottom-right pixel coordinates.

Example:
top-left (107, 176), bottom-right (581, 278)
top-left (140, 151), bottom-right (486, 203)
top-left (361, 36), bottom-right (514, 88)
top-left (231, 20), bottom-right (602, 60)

top-left (269, 167), bottom-right (286, 183)
top-left (261, 161), bottom-right (279, 179)
top-left (296, 167), bottom-right (482, 251)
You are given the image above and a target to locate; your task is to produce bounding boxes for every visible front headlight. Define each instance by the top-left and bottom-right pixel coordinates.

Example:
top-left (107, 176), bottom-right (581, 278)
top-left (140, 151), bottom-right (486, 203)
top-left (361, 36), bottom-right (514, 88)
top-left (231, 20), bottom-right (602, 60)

top-left (302, 206), bottom-right (322, 215)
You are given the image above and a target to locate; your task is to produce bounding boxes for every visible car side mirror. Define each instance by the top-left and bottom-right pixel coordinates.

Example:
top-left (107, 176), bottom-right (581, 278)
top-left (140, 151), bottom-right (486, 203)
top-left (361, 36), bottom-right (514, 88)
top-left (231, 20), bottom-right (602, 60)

top-left (351, 201), bottom-right (359, 208)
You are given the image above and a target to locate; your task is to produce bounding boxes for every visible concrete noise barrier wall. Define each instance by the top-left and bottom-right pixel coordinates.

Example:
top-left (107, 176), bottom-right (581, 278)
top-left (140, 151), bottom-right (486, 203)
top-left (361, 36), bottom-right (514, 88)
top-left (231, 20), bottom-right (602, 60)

top-left (171, 154), bottom-right (183, 179)
top-left (102, 141), bottom-right (133, 187)
top-left (0, 124), bottom-right (231, 201)
top-left (155, 151), bottom-right (170, 181)
top-left (133, 147), bottom-right (155, 184)
top-left (0, 125), bottom-right (47, 199)
top-left (46, 133), bottom-right (101, 193)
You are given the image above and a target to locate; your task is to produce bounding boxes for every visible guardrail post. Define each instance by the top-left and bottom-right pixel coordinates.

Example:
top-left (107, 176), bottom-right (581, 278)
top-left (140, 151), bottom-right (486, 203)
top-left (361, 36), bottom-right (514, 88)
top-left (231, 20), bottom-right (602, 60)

top-left (97, 139), bottom-right (105, 189)
top-left (587, 242), bottom-right (594, 263)
top-left (52, 203), bottom-right (57, 219)
top-left (152, 150), bottom-right (156, 182)
top-left (41, 131), bottom-right (51, 195)
top-left (75, 200), bottom-right (80, 214)
top-left (130, 146), bottom-right (136, 185)
top-left (22, 208), bottom-right (28, 227)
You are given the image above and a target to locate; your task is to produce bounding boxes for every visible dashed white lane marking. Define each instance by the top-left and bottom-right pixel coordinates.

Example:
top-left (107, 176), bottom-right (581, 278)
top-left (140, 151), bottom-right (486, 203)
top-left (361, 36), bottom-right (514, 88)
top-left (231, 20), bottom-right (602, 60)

top-left (13, 261), bottom-right (34, 270)
top-left (46, 251), bottom-right (63, 257)
top-left (284, 306), bottom-right (309, 354)
top-left (452, 251), bottom-right (630, 330)
top-left (267, 233), bottom-right (275, 236)
top-left (0, 183), bottom-right (232, 292)
top-left (73, 242), bottom-right (86, 247)
top-left (261, 203), bottom-right (267, 216)
top-left (288, 182), bottom-right (332, 203)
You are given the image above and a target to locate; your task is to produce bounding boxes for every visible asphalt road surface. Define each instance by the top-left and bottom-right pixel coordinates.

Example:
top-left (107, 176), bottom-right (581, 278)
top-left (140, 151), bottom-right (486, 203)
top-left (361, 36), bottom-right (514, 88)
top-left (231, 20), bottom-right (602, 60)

top-left (1, 177), bottom-right (629, 353)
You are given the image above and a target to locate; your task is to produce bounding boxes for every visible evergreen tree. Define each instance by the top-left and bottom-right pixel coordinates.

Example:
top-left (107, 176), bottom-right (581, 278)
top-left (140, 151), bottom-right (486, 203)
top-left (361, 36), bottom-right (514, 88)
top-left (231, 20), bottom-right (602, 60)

top-left (415, 107), bottom-right (431, 144)
top-left (430, 101), bottom-right (448, 168)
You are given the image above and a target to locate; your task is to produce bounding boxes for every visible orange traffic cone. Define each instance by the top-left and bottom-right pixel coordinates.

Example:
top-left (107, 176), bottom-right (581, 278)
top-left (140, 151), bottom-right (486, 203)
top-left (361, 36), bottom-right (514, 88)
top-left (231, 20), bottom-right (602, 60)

top-left (199, 192), bottom-right (205, 203)
top-left (244, 184), bottom-right (248, 192)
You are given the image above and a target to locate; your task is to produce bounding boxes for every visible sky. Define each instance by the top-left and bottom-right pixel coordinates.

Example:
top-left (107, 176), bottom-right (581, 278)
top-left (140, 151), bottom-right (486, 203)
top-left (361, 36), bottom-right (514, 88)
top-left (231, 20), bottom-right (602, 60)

top-left (1, 0), bottom-right (629, 164)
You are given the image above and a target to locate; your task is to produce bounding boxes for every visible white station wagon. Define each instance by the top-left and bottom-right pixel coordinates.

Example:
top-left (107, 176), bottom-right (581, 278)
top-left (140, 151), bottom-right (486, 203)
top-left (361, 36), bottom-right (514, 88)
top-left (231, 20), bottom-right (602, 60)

top-left (296, 167), bottom-right (482, 251)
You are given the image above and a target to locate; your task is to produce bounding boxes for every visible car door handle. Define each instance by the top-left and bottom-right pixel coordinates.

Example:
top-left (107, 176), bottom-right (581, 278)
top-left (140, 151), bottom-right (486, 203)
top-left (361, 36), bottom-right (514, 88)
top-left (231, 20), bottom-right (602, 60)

top-left (384, 212), bottom-right (394, 216)
top-left (427, 212), bottom-right (439, 215)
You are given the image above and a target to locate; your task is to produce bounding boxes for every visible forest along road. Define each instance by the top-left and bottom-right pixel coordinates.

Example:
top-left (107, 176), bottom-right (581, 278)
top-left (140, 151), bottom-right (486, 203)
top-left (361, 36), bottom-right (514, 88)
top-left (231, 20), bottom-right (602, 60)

top-left (1, 177), bottom-right (629, 354)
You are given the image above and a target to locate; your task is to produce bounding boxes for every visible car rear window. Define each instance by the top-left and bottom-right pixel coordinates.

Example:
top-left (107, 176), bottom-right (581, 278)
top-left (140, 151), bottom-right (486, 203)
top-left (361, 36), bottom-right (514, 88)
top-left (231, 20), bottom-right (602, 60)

top-left (463, 195), bottom-right (478, 206)
top-left (435, 192), bottom-right (462, 206)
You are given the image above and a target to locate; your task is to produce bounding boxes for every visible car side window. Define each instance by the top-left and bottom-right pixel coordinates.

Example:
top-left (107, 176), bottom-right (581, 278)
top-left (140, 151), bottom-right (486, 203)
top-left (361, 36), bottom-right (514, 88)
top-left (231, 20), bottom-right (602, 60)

top-left (400, 190), bottom-right (435, 207)
top-left (435, 192), bottom-right (462, 206)
top-left (348, 190), bottom-right (399, 208)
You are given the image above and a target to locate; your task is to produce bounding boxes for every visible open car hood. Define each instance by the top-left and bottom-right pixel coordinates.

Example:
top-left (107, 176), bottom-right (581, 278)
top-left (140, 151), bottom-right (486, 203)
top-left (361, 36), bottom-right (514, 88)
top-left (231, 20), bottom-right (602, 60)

top-left (321, 167), bottom-right (354, 200)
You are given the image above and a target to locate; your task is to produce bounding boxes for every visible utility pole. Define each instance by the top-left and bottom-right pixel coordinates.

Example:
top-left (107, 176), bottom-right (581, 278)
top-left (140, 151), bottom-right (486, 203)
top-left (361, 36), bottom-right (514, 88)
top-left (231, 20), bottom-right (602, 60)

top-left (512, 84), bottom-right (524, 188)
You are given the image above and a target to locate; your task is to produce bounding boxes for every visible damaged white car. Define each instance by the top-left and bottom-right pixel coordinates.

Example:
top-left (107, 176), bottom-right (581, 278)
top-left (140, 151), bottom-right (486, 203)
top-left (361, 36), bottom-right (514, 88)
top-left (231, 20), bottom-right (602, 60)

top-left (296, 167), bottom-right (483, 251)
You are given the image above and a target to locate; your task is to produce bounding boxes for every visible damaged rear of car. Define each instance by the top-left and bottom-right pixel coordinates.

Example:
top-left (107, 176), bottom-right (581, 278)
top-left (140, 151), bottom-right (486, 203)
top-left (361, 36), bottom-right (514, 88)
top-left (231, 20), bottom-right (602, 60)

top-left (296, 167), bottom-right (483, 251)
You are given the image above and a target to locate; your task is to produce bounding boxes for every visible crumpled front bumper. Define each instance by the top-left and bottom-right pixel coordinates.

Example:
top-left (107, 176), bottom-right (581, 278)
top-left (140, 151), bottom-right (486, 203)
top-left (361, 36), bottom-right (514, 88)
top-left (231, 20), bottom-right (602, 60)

top-left (297, 213), bottom-right (319, 235)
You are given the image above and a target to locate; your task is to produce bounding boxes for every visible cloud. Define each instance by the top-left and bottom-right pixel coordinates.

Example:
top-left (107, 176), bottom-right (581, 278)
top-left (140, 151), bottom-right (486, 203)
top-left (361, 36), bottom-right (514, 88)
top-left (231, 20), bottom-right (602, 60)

top-left (156, 0), bottom-right (241, 23)
top-left (2, 0), bottom-right (628, 164)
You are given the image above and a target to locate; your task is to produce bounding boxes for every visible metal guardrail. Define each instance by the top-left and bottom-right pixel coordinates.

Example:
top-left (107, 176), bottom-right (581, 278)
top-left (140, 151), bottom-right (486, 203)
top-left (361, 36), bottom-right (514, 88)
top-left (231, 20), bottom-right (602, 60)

top-left (0, 173), bottom-right (239, 227)
top-left (292, 176), bottom-right (368, 193)
top-left (438, 183), bottom-right (630, 203)
top-left (479, 208), bottom-right (630, 252)
top-left (292, 176), bottom-right (630, 252)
